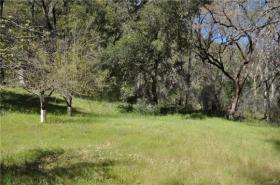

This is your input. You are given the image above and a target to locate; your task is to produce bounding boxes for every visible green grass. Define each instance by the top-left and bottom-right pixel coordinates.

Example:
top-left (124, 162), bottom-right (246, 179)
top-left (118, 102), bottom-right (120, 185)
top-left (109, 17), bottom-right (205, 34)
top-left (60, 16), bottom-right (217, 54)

top-left (1, 88), bottom-right (280, 185)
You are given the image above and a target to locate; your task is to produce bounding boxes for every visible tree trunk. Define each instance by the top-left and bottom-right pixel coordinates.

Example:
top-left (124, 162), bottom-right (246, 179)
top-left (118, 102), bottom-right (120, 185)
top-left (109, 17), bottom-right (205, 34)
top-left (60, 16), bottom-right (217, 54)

top-left (151, 60), bottom-right (159, 105)
top-left (228, 82), bottom-right (242, 119)
top-left (143, 73), bottom-right (152, 101)
top-left (0, 0), bottom-right (4, 85)
top-left (263, 60), bottom-right (272, 122)
top-left (0, 61), bottom-right (4, 85)
top-left (67, 106), bottom-right (72, 116)
top-left (151, 75), bottom-right (158, 104)
top-left (264, 82), bottom-right (271, 122)
top-left (41, 109), bottom-right (47, 123)
top-left (66, 96), bottom-right (72, 116)
top-left (18, 68), bottom-right (25, 85)
top-left (185, 49), bottom-right (192, 108)
top-left (271, 83), bottom-right (275, 101)
top-left (0, 0), bottom-right (3, 18)
top-left (40, 91), bottom-right (47, 123)
top-left (30, 0), bottom-right (35, 24)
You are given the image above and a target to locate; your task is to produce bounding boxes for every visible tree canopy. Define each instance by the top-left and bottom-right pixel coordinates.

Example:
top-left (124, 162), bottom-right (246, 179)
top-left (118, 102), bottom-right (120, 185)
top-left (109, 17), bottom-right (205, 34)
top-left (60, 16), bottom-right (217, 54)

top-left (1, 0), bottom-right (279, 123)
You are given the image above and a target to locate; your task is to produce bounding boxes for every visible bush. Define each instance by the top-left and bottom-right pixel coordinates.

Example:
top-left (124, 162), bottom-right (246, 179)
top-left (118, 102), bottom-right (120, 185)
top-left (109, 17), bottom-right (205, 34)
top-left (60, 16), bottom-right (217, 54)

top-left (198, 84), bottom-right (223, 115)
top-left (185, 112), bottom-right (206, 120)
top-left (130, 101), bottom-right (193, 115)
top-left (133, 101), bottom-right (161, 115)
top-left (118, 104), bottom-right (134, 112)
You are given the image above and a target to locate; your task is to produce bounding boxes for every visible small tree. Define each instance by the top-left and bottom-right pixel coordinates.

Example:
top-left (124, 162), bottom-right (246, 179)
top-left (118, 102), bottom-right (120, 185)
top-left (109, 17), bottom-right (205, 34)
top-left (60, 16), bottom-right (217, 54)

top-left (52, 39), bottom-right (97, 116)
top-left (21, 42), bottom-right (55, 122)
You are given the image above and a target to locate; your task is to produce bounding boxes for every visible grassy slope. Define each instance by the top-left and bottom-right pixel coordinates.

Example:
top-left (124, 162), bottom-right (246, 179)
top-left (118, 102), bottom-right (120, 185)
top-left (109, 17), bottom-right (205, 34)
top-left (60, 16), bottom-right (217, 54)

top-left (1, 88), bottom-right (280, 185)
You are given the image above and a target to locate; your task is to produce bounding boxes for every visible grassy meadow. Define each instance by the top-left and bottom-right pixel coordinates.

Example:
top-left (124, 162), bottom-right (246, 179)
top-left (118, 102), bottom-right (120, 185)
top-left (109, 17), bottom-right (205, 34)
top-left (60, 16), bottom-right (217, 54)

top-left (1, 88), bottom-right (280, 185)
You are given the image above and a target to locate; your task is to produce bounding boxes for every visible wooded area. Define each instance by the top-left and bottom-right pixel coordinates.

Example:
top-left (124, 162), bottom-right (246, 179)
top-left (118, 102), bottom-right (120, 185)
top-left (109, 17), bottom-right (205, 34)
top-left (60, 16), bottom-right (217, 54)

top-left (1, 1), bottom-right (280, 185)
top-left (0, 0), bottom-right (279, 123)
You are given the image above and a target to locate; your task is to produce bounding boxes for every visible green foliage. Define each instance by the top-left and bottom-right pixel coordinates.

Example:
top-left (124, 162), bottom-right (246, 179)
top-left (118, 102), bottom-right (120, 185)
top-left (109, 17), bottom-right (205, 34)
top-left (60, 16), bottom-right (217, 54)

top-left (133, 101), bottom-right (161, 115)
top-left (1, 0), bottom-right (279, 121)
top-left (100, 0), bottom-right (202, 105)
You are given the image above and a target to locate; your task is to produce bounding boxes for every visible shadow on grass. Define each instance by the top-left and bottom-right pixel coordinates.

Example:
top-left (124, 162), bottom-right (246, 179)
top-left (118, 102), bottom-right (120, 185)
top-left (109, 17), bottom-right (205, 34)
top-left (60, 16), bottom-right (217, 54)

top-left (47, 111), bottom-right (123, 124)
top-left (266, 139), bottom-right (280, 152)
top-left (117, 102), bottom-right (227, 119)
top-left (243, 140), bottom-right (280, 184)
top-left (185, 112), bottom-right (207, 120)
top-left (1, 148), bottom-right (119, 185)
top-left (272, 140), bottom-right (280, 151)
top-left (240, 161), bottom-right (280, 185)
top-left (48, 116), bottom-right (108, 124)
top-left (0, 90), bottom-right (81, 115)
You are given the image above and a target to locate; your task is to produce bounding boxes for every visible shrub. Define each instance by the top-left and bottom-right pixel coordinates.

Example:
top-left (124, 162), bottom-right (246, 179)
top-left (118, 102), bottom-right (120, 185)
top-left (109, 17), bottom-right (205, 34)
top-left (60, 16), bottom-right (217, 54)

top-left (133, 101), bottom-right (161, 115)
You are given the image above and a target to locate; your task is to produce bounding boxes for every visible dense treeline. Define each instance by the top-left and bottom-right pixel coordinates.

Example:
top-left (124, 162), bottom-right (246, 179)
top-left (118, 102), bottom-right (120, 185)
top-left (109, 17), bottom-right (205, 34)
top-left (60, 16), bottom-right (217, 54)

top-left (0, 0), bottom-right (279, 123)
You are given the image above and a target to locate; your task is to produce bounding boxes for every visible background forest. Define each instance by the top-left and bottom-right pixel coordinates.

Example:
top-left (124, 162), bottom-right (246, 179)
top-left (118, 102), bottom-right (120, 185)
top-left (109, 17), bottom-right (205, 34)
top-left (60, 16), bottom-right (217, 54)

top-left (0, 0), bottom-right (280, 123)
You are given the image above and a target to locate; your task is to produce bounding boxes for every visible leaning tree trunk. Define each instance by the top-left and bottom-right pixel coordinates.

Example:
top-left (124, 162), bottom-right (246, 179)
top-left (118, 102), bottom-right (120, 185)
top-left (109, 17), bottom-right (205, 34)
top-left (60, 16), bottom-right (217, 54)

top-left (40, 91), bottom-right (47, 123)
top-left (228, 82), bottom-right (242, 120)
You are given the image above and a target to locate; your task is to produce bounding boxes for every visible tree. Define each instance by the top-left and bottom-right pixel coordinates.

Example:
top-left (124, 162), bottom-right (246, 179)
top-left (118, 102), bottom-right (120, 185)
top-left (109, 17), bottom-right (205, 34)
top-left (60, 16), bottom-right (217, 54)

top-left (52, 37), bottom-right (98, 116)
top-left (2, 0), bottom-right (279, 123)
top-left (194, 0), bottom-right (280, 119)
top-left (1, 0), bottom-right (58, 122)
top-left (256, 25), bottom-right (280, 122)
top-left (22, 42), bottom-right (55, 122)
top-left (101, 0), bottom-right (203, 107)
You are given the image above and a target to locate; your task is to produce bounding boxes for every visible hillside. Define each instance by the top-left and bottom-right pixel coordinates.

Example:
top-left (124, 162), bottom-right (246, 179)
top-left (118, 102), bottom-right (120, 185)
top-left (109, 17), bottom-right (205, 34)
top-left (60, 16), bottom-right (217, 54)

top-left (1, 88), bottom-right (280, 185)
